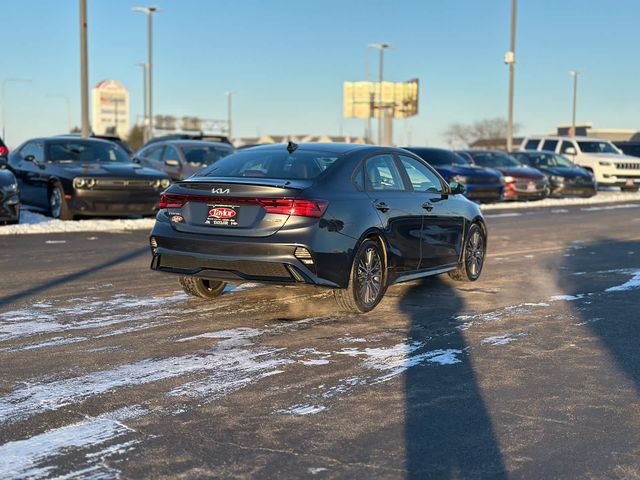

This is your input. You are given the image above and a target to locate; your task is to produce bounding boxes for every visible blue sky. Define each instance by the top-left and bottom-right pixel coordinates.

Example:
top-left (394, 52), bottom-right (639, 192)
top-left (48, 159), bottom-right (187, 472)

top-left (2, 0), bottom-right (640, 147)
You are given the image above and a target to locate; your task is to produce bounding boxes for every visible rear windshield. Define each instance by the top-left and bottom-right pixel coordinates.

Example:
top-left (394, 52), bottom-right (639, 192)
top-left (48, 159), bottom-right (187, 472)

top-left (469, 151), bottom-right (520, 167)
top-left (199, 149), bottom-right (340, 180)
top-left (47, 141), bottom-right (130, 163)
top-left (182, 145), bottom-right (234, 167)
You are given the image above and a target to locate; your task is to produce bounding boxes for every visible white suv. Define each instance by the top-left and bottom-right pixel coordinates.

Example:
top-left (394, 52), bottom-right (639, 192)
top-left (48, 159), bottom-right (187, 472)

top-left (520, 136), bottom-right (640, 192)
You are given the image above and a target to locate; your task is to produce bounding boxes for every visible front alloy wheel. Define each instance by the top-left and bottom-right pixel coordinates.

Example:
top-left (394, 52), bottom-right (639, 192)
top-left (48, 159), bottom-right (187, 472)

top-left (49, 183), bottom-right (74, 220)
top-left (334, 239), bottom-right (386, 313)
top-left (449, 223), bottom-right (486, 282)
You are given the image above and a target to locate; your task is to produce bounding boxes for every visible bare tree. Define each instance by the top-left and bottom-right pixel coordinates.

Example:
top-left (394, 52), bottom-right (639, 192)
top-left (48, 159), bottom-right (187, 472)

top-left (444, 118), bottom-right (520, 149)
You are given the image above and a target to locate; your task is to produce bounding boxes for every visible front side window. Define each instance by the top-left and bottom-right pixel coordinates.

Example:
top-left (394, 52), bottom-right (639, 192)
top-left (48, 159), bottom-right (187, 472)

top-left (365, 154), bottom-right (405, 191)
top-left (398, 155), bottom-right (443, 193)
top-left (577, 141), bottom-right (619, 154)
top-left (163, 146), bottom-right (181, 163)
top-left (142, 146), bottom-right (164, 161)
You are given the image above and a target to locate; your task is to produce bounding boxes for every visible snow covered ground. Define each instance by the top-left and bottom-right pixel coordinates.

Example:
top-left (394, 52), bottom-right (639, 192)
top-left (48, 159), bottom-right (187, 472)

top-left (1, 190), bottom-right (639, 235)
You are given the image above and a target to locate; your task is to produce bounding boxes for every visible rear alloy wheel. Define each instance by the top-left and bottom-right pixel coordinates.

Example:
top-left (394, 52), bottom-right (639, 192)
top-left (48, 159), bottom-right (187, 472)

top-left (179, 276), bottom-right (227, 299)
top-left (448, 223), bottom-right (486, 282)
top-left (334, 239), bottom-right (386, 313)
top-left (49, 182), bottom-right (74, 220)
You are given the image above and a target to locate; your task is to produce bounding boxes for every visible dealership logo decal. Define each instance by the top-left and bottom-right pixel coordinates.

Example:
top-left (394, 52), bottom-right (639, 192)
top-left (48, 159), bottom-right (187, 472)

top-left (212, 188), bottom-right (230, 194)
top-left (209, 207), bottom-right (236, 219)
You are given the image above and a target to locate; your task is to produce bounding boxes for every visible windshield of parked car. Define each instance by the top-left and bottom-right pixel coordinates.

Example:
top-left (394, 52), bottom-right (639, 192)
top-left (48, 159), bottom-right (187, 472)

top-left (200, 148), bottom-right (340, 180)
top-left (407, 148), bottom-right (469, 166)
top-left (577, 141), bottom-right (619, 154)
top-left (181, 145), bottom-right (234, 167)
top-left (47, 141), bottom-right (130, 163)
top-left (518, 152), bottom-right (575, 168)
top-left (469, 151), bottom-right (521, 168)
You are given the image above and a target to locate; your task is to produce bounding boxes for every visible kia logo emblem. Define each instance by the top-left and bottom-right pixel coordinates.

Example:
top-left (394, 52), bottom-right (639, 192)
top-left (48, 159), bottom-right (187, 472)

top-left (212, 188), bottom-right (230, 194)
top-left (209, 207), bottom-right (236, 219)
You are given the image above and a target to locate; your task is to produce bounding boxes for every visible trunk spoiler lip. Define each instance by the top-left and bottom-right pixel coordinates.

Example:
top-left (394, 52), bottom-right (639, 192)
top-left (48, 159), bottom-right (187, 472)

top-left (176, 176), bottom-right (312, 190)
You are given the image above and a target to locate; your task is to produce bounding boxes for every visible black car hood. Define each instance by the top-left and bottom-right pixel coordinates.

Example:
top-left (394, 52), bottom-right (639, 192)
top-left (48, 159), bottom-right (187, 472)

top-left (435, 164), bottom-right (502, 180)
top-left (495, 166), bottom-right (545, 179)
top-left (55, 163), bottom-right (168, 179)
top-left (539, 166), bottom-right (592, 179)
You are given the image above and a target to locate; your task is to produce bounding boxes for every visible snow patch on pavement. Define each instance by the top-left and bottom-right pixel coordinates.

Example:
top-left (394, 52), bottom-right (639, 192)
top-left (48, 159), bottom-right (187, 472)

top-left (550, 294), bottom-right (585, 302)
top-left (0, 209), bottom-right (155, 236)
top-left (275, 404), bottom-right (327, 416)
top-left (606, 270), bottom-right (640, 292)
top-left (480, 191), bottom-right (640, 211)
top-left (481, 333), bottom-right (527, 346)
top-left (0, 406), bottom-right (146, 479)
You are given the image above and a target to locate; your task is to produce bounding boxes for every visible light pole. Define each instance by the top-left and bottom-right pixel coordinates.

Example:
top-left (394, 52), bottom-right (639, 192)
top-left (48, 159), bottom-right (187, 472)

top-left (79, 0), bottom-right (90, 138)
top-left (136, 62), bottom-right (148, 142)
top-left (133, 6), bottom-right (159, 140)
top-left (570, 71), bottom-right (580, 136)
top-left (2, 78), bottom-right (31, 142)
top-left (46, 94), bottom-right (71, 133)
top-left (505, 0), bottom-right (517, 152)
top-left (368, 43), bottom-right (392, 145)
top-left (225, 91), bottom-right (234, 140)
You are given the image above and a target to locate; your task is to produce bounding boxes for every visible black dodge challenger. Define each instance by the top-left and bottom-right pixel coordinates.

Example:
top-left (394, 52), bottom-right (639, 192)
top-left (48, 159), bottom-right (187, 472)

top-left (149, 143), bottom-right (487, 313)
top-left (7, 137), bottom-right (171, 219)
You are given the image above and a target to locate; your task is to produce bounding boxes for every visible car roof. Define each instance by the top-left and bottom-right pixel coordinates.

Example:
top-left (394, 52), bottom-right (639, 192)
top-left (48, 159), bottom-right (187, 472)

top-left (163, 140), bottom-right (235, 148)
top-left (516, 150), bottom-right (558, 154)
top-left (525, 135), bottom-right (609, 142)
top-left (403, 146), bottom-right (452, 153)
top-left (46, 136), bottom-right (117, 146)
top-left (243, 142), bottom-right (382, 155)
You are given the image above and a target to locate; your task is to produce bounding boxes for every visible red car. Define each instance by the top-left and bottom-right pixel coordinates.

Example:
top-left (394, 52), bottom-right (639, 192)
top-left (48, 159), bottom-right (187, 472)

top-left (463, 150), bottom-right (549, 201)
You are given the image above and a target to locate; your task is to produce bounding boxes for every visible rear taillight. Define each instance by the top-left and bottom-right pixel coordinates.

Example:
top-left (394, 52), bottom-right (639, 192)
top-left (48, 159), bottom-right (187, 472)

top-left (0, 146), bottom-right (8, 156)
top-left (258, 199), bottom-right (328, 218)
top-left (158, 193), bottom-right (328, 218)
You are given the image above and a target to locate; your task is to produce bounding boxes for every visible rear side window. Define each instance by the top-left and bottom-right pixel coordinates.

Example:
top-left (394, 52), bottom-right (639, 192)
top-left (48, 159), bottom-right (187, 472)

top-left (524, 139), bottom-right (540, 150)
top-left (365, 154), bottom-right (405, 191)
top-left (542, 140), bottom-right (558, 152)
top-left (201, 148), bottom-right (339, 180)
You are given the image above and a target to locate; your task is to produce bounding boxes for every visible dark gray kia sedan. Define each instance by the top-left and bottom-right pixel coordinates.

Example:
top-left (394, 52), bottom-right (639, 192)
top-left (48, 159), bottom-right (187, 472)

top-left (149, 143), bottom-right (487, 313)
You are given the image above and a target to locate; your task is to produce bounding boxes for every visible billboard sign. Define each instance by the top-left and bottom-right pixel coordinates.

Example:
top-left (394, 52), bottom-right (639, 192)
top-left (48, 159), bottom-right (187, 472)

top-left (343, 78), bottom-right (419, 119)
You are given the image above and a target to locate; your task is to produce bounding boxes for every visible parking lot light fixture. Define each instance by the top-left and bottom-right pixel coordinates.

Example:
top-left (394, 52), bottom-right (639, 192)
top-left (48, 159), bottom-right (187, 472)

top-left (136, 63), bottom-right (149, 142)
top-left (225, 91), bottom-right (235, 140)
top-left (570, 71), bottom-right (580, 136)
top-left (133, 6), bottom-right (160, 140)
top-left (505, 0), bottom-right (517, 152)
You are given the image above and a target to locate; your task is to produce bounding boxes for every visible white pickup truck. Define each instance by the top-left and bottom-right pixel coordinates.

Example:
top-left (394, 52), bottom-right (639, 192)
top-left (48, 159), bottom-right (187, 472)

top-left (519, 136), bottom-right (640, 192)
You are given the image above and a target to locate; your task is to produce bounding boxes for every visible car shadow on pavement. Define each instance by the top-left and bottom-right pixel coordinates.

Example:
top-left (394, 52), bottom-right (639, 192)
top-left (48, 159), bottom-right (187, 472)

top-left (398, 276), bottom-right (508, 479)
top-left (560, 239), bottom-right (640, 390)
top-left (0, 245), bottom-right (149, 309)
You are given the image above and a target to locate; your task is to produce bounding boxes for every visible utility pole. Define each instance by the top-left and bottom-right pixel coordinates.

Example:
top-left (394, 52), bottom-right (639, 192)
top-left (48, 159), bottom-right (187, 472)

top-left (79, 0), bottom-right (90, 138)
top-left (365, 46), bottom-right (372, 142)
top-left (570, 71), bottom-right (579, 136)
top-left (134, 7), bottom-right (159, 140)
top-left (2, 78), bottom-right (31, 142)
top-left (505, 0), bottom-right (517, 152)
top-left (225, 91), bottom-right (234, 140)
top-left (368, 43), bottom-right (392, 145)
top-left (136, 63), bottom-right (148, 142)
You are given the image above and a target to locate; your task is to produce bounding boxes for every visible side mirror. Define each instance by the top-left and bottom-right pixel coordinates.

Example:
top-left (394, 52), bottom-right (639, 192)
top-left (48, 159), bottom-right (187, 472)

top-left (564, 147), bottom-right (576, 155)
top-left (164, 159), bottom-right (180, 167)
top-left (24, 154), bottom-right (44, 169)
top-left (449, 181), bottom-right (465, 195)
top-left (132, 157), bottom-right (141, 164)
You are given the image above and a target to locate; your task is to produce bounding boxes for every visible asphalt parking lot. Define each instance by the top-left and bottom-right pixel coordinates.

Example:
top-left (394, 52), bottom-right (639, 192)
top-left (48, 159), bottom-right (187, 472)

top-left (1, 201), bottom-right (640, 479)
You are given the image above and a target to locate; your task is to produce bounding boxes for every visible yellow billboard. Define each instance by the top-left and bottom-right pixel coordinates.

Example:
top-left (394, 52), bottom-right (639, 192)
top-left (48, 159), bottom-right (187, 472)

top-left (343, 79), bottom-right (419, 119)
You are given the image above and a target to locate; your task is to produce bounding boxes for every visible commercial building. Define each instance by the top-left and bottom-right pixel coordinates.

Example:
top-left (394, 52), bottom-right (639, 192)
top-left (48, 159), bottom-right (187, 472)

top-left (91, 80), bottom-right (130, 139)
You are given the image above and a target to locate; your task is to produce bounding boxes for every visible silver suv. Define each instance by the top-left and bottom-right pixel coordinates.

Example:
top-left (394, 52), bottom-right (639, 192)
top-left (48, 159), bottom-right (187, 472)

top-left (520, 136), bottom-right (640, 192)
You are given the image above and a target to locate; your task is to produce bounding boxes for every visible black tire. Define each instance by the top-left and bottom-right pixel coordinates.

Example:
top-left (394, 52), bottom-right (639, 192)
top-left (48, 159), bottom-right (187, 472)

top-left (179, 276), bottom-right (227, 299)
top-left (448, 223), bottom-right (486, 282)
top-left (49, 182), bottom-right (74, 220)
top-left (334, 239), bottom-right (386, 314)
top-left (621, 186), bottom-right (639, 193)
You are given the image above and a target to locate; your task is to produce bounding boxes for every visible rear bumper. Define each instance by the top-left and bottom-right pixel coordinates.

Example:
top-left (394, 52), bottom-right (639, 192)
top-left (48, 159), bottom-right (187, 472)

top-left (70, 189), bottom-right (160, 216)
top-left (149, 220), bottom-right (342, 287)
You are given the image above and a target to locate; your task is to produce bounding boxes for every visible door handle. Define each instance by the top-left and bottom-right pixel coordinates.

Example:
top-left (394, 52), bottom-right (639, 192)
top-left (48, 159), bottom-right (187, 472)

top-left (422, 202), bottom-right (434, 212)
top-left (374, 200), bottom-right (390, 213)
